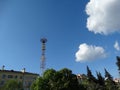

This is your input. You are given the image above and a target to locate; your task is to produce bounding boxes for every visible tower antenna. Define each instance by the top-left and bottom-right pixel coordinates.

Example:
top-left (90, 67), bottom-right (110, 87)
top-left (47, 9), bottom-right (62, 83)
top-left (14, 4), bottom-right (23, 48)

top-left (40, 38), bottom-right (47, 75)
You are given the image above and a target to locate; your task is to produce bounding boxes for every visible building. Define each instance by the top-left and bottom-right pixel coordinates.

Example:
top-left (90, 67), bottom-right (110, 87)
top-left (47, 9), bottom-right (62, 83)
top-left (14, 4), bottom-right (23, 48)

top-left (114, 78), bottom-right (120, 83)
top-left (0, 68), bottom-right (39, 90)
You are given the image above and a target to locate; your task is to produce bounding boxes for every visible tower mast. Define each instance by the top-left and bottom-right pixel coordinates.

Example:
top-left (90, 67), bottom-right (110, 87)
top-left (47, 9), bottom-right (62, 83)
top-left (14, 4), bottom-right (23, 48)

top-left (40, 38), bottom-right (47, 75)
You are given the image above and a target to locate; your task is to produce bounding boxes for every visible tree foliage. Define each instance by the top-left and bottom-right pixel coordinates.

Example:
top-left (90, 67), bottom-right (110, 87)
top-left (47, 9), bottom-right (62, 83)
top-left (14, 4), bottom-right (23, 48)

top-left (84, 66), bottom-right (118, 90)
top-left (87, 66), bottom-right (97, 83)
top-left (96, 71), bottom-right (105, 86)
top-left (116, 56), bottom-right (120, 89)
top-left (31, 65), bottom-right (119, 90)
top-left (2, 80), bottom-right (23, 90)
top-left (116, 56), bottom-right (120, 71)
top-left (104, 68), bottom-right (113, 81)
top-left (31, 68), bottom-right (80, 90)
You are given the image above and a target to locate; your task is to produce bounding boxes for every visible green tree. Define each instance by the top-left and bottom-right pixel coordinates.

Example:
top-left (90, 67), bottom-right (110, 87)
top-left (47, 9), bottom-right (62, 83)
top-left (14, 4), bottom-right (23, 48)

top-left (86, 66), bottom-right (98, 90)
top-left (104, 68), bottom-right (117, 90)
top-left (96, 71), bottom-right (105, 86)
top-left (87, 66), bottom-right (97, 83)
top-left (116, 56), bottom-right (120, 89)
top-left (78, 74), bottom-right (89, 90)
top-left (3, 80), bottom-right (23, 90)
top-left (31, 76), bottom-right (49, 90)
top-left (95, 71), bottom-right (105, 89)
top-left (31, 68), bottom-right (79, 90)
top-left (116, 56), bottom-right (120, 73)
top-left (104, 68), bottom-right (113, 81)
top-left (58, 68), bottom-right (79, 90)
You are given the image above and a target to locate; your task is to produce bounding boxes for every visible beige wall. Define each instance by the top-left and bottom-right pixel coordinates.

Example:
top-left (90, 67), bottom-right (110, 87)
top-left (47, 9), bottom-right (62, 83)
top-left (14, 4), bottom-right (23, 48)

top-left (0, 70), bottom-right (38, 89)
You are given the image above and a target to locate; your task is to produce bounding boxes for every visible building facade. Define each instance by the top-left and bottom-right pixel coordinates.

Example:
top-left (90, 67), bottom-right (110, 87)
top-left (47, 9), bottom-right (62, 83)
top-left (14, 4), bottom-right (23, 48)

top-left (0, 69), bottom-right (39, 90)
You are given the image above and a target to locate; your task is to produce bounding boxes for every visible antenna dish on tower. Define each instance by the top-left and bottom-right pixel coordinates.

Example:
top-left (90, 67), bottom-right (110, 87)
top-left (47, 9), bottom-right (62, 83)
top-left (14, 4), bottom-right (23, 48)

top-left (41, 38), bottom-right (47, 43)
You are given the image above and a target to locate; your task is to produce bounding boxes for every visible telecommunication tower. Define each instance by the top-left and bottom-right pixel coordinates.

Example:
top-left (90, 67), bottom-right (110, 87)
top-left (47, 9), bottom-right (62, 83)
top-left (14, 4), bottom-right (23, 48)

top-left (40, 38), bottom-right (47, 75)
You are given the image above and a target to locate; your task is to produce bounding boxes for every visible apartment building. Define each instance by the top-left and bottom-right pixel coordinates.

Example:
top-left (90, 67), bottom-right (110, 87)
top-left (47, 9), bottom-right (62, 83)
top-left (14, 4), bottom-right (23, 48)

top-left (0, 67), bottom-right (39, 90)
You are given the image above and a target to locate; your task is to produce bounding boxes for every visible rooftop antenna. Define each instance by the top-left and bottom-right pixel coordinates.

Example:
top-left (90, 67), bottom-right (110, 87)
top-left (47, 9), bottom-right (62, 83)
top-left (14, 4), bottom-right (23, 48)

top-left (40, 38), bottom-right (47, 75)
top-left (2, 65), bottom-right (5, 70)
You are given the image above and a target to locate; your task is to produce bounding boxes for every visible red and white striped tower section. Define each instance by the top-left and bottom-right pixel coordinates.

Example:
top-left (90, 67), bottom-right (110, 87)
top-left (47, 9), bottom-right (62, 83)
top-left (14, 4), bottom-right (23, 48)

top-left (40, 38), bottom-right (47, 75)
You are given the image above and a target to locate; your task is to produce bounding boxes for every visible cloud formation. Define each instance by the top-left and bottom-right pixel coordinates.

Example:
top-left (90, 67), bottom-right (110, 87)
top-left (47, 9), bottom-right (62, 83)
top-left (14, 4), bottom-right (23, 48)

top-left (75, 43), bottom-right (106, 62)
top-left (114, 41), bottom-right (120, 51)
top-left (86, 0), bottom-right (120, 35)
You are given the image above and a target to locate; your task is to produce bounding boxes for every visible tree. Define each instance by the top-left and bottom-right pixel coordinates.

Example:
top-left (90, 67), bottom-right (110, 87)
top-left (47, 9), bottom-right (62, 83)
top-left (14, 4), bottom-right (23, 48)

top-left (116, 56), bottom-right (120, 80)
top-left (95, 71), bottom-right (106, 89)
top-left (87, 66), bottom-right (97, 83)
top-left (96, 71), bottom-right (105, 86)
top-left (116, 56), bottom-right (120, 89)
top-left (58, 68), bottom-right (79, 90)
top-left (3, 80), bottom-right (23, 90)
top-left (116, 56), bottom-right (120, 73)
top-left (31, 76), bottom-right (49, 90)
top-left (104, 68), bottom-right (117, 89)
top-left (86, 66), bottom-right (98, 90)
top-left (31, 68), bottom-right (79, 90)
top-left (104, 68), bottom-right (113, 81)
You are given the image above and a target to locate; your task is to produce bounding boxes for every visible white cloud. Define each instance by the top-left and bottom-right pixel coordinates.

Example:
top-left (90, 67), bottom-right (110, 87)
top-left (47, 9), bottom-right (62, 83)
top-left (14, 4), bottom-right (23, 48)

top-left (114, 41), bottom-right (120, 51)
top-left (75, 43), bottom-right (106, 62)
top-left (86, 0), bottom-right (120, 35)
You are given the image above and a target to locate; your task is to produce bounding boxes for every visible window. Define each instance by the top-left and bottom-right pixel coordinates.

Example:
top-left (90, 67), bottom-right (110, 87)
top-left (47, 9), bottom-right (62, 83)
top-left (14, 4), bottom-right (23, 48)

top-left (20, 76), bottom-right (23, 79)
top-left (15, 75), bottom-right (18, 79)
top-left (2, 74), bottom-right (6, 79)
top-left (8, 75), bottom-right (13, 78)
top-left (33, 77), bottom-right (37, 80)
top-left (28, 82), bottom-right (31, 86)
top-left (0, 81), bottom-right (4, 85)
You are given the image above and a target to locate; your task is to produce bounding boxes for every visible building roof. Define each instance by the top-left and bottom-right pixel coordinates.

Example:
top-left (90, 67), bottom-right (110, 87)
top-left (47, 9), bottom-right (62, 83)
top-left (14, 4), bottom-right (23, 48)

top-left (0, 69), bottom-right (39, 76)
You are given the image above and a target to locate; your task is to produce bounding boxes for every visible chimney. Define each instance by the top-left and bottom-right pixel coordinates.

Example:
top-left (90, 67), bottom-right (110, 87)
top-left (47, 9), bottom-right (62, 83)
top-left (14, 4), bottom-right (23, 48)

top-left (2, 65), bottom-right (5, 70)
top-left (21, 68), bottom-right (26, 73)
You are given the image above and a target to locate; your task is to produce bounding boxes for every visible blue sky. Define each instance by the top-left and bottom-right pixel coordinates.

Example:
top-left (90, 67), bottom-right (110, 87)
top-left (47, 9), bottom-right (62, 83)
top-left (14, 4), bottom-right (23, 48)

top-left (0, 0), bottom-right (120, 78)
